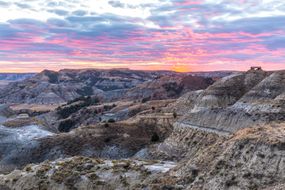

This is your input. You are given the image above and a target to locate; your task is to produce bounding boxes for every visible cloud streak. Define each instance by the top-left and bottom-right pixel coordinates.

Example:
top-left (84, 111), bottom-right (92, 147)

top-left (0, 0), bottom-right (284, 72)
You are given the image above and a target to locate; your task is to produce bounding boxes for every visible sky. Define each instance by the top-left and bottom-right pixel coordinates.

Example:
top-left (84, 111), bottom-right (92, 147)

top-left (0, 0), bottom-right (285, 72)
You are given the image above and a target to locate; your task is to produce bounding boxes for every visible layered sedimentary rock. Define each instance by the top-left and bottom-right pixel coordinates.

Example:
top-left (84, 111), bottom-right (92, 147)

top-left (0, 69), bottom-right (284, 190)
top-left (146, 123), bottom-right (285, 190)
top-left (149, 70), bottom-right (285, 160)
top-left (1, 123), bottom-right (284, 190)
top-left (140, 123), bottom-right (226, 161)
top-left (142, 70), bottom-right (285, 189)
top-left (178, 70), bottom-right (285, 133)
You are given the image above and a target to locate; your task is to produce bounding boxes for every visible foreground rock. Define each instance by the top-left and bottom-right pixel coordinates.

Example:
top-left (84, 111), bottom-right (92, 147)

top-left (1, 123), bottom-right (284, 190)
top-left (0, 156), bottom-right (176, 190)
top-left (146, 123), bottom-right (285, 190)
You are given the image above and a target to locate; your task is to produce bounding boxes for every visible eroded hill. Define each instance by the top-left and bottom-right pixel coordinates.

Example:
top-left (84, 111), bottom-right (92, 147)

top-left (0, 69), bottom-right (284, 190)
top-left (0, 69), bottom-right (215, 104)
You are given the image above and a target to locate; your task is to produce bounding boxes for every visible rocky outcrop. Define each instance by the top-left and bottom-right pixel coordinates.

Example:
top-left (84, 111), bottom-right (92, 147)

top-left (163, 90), bottom-right (203, 115)
top-left (190, 124), bottom-right (285, 190)
top-left (2, 123), bottom-right (284, 190)
top-left (145, 123), bottom-right (285, 190)
top-left (191, 70), bottom-right (268, 111)
top-left (178, 70), bottom-right (285, 133)
top-left (0, 156), bottom-right (176, 190)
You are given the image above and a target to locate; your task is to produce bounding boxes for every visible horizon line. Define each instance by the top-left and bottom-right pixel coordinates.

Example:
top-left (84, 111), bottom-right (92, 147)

top-left (0, 67), bottom-right (274, 74)
top-left (0, 68), bottom-right (241, 74)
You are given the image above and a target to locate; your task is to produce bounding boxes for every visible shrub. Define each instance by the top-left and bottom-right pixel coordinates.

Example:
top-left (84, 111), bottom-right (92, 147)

top-left (57, 104), bottom-right (82, 119)
top-left (104, 137), bottom-right (111, 143)
top-left (57, 96), bottom-right (100, 119)
top-left (108, 119), bottom-right (116, 123)
top-left (58, 119), bottom-right (75, 132)
top-left (151, 132), bottom-right (160, 142)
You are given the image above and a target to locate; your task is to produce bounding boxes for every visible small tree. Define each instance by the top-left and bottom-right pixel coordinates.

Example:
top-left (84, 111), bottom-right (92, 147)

top-left (173, 112), bottom-right (177, 118)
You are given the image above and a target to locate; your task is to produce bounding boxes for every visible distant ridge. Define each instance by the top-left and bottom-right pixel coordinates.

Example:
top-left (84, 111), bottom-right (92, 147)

top-left (0, 73), bottom-right (35, 81)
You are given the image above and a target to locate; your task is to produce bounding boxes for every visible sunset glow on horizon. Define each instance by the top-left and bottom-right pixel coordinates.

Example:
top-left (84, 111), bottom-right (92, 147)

top-left (0, 0), bottom-right (285, 72)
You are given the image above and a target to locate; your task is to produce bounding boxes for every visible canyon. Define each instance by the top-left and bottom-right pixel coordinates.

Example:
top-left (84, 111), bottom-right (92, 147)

top-left (0, 68), bottom-right (284, 190)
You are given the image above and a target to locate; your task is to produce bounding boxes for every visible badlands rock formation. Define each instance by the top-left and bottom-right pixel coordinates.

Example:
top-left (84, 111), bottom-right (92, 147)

top-left (0, 69), bottom-right (157, 104)
top-left (145, 123), bottom-right (285, 190)
top-left (125, 75), bottom-right (214, 101)
top-left (0, 69), bottom-right (215, 104)
top-left (177, 70), bottom-right (285, 133)
top-left (0, 156), bottom-right (176, 190)
top-left (0, 69), bottom-right (284, 190)
top-left (137, 69), bottom-right (285, 189)
top-left (31, 117), bottom-right (174, 163)
top-left (144, 70), bottom-right (284, 160)
top-left (0, 123), bottom-right (283, 190)
top-left (0, 73), bottom-right (34, 90)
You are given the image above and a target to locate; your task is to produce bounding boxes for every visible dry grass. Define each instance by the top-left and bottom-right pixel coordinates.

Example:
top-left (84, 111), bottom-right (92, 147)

top-left (230, 122), bottom-right (285, 144)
